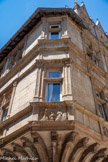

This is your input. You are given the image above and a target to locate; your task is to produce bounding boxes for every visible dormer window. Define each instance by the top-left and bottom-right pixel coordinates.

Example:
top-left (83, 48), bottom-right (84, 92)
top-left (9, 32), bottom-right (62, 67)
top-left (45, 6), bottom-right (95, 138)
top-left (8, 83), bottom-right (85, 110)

top-left (49, 24), bottom-right (61, 40)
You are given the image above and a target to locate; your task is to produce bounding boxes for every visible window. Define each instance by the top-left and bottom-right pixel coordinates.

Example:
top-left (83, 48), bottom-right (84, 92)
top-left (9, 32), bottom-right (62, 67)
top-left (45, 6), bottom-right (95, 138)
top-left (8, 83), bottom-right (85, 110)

top-left (50, 32), bottom-right (60, 39)
top-left (0, 89), bottom-right (12, 122)
top-left (96, 91), bottom-right (102, 99)
top-left (87, 52), bottom-right (99, 66)
top-left (87, 53), bottom-right (93, 60)
top-left (1, 107), bottom-right (8, 122)
top-left (96, 90), bottom-right (108, 121)
top-left (105, 97), bottom-right (108, 103)
top-left (49, 25), bottom-right (61, 40)
top-left (0, 98), bottom-right (2, 108)
top-left (45, 71), bottom-right (62, 102)
top-left (47, 71), bottom-right (61, 78)
top-left (98, 103), bottom-right (106, 120)
top-left (50, 25), bottom-right (60, 29)
top-left (10, 45), bottom-right (24, 70)
top-left (47, 83), bottom-right (60, 102)
top-left (94, 58), bottom-right (99, 66)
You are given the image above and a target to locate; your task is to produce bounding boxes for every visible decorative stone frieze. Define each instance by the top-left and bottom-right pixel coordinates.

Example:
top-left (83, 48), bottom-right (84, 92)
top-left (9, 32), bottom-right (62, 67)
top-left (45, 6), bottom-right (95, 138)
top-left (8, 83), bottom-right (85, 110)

top-left (40, 109), bottom-right (67, 121)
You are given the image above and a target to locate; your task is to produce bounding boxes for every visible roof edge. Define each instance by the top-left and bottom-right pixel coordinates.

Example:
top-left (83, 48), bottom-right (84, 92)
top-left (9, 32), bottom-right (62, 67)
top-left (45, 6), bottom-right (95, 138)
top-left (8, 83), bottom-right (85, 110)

top-left (0, 8), bottom-right (86, 63)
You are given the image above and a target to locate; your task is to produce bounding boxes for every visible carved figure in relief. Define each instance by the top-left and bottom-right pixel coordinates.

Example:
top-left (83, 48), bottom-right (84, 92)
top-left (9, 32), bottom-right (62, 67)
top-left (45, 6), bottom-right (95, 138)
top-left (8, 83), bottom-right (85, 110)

top-left (41, 109), bottom-right (48, 121)
top-left (56, 111), bottom-right (62, 121)
top-left (49, 112), bottom-right (55, 121)
top-left (62, 113), bottom-right (67, 120)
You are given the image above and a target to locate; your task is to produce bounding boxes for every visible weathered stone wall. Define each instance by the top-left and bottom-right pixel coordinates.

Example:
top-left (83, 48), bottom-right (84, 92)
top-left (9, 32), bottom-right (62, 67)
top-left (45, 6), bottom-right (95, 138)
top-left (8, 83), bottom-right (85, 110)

top-left (75, 109), bottom-right (100, 133)
top-left (11, 68), bottom-right (37, 116)
top-left (25, 24), bottom-right (42, 54)
top-left (72, 65), bottom-right (96, 113)
top-left (67, 20), bottom-right (83, 51)
top-left (6, 112), bottom-right (32, 136)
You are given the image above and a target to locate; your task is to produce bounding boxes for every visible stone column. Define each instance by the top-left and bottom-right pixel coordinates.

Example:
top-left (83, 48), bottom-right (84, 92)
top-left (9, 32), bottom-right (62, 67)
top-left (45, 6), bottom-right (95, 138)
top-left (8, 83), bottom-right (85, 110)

top-left (22, 38), bottom-right (27, 57)
top-left (62, 63), bottom-right (66, 99)
top-left (51, 131), bottom-right (58, 162)
top-left (105, 55), bottom-right (108, 72)
top-left (61, 16), bottom-right (69, 38)
top-left (0, 94), bottom-right (6, 121)
top-left (62, 59), bottom-right (73, 101)
top-left (0, 107), bottom-right (2, 121)
top-left (7, 82), bottom-right (17, 118)
top-left (34, 61), bottom-right (44, 102)
top-left (39, 66), bottom-right (45, 102)
top-left (41, 17), bottom-right (47, 39)
top-left (101, 49), bottom-right (108, 73)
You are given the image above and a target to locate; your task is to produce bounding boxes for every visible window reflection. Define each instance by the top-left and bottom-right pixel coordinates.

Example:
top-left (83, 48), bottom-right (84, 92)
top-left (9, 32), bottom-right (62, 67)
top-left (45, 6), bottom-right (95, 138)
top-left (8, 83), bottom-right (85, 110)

top-left (47, 83), bottom-right (60, 102)
top-left (48, 72), bottom-right (61, 78)
top-left (50, 32), bottom-right (60, 39)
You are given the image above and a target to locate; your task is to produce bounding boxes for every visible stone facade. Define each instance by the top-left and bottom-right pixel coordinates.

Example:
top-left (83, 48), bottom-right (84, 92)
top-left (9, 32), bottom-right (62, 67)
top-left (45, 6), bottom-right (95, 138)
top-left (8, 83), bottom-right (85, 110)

top-left (0, 2), bottom-right (108, 162)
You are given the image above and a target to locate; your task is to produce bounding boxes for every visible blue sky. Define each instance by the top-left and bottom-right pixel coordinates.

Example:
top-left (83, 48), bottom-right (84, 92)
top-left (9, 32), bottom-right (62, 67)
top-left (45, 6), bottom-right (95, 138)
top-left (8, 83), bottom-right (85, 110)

top-left (0, 0), bottom-right (108, 48)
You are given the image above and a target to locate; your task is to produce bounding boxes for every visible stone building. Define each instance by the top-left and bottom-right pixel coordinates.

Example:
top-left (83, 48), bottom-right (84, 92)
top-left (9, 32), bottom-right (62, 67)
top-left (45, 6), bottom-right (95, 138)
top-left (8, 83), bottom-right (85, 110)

top-left (0, 1), bottom-right (108, 162)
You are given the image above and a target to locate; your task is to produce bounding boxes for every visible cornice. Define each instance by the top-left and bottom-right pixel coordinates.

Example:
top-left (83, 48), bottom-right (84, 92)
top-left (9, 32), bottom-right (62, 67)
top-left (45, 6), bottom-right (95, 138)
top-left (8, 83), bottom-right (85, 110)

top-left (0, 8), bottom-right (86, 63)
top-left (0, 118), bottom-right (108, 148)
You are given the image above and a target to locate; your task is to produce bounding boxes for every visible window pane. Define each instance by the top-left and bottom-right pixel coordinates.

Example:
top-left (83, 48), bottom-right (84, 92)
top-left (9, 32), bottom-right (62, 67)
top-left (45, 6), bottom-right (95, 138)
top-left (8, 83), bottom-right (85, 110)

top-left (51, 25), bottom-right (60, 28)
top-left (50, 32), bottom-right (59, 39)
top-left (2, 108), bottom-right (8, 121)
top-left (47, 83), bottom-right (60, 102)
top-left (96, 91), bottom-right (102, 98)
top-left (48, 72), bottom-right (61, 78)
top-left (98, 104), bottom-right (106, 120)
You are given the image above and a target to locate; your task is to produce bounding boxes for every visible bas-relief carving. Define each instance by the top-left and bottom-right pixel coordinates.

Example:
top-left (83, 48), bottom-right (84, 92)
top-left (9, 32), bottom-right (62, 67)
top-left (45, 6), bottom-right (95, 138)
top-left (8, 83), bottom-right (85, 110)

top-left (40, 109), bottom-right (48, 121)
top-left (40, 109), bottom-right (67, 121)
